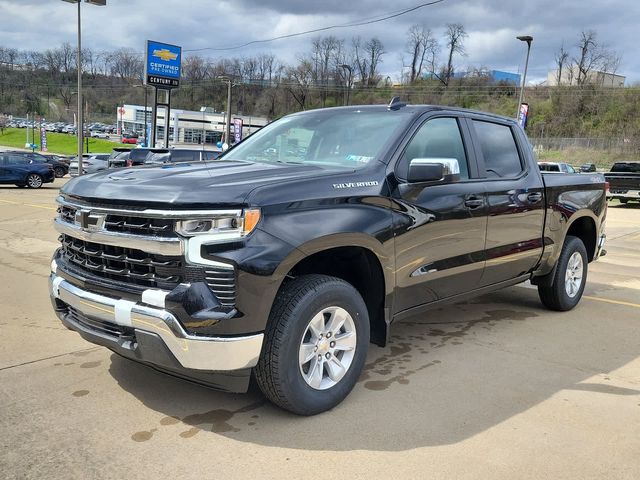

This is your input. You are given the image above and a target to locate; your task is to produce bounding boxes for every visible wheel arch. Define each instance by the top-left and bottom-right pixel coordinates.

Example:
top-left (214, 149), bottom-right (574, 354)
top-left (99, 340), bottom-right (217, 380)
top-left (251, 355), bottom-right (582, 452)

top-left (274, 234), bottom-right (394, 347)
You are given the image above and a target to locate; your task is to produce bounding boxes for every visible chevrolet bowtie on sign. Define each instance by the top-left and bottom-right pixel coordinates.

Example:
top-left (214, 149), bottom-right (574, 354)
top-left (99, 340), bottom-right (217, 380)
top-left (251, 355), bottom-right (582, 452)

top-left (145, 40), bottom-right (182, 88)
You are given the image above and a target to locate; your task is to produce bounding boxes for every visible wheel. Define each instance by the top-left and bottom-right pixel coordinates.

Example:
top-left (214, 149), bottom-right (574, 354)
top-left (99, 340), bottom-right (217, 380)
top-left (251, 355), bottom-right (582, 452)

top-left (538, 236), bottom-right (588, 311)
top-left (26, 174), bottom-right (43, 189)
top-left (619, 198), bottom-right (628, 204)
top-left (54, 167), bottom-right (65, 178)
top-left (255, 274), bottom-right (370, 415)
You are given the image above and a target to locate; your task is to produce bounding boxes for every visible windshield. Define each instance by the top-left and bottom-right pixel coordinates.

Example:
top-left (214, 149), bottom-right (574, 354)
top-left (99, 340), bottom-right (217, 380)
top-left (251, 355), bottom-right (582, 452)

top-left (224, 109), bottom-right (413, 168)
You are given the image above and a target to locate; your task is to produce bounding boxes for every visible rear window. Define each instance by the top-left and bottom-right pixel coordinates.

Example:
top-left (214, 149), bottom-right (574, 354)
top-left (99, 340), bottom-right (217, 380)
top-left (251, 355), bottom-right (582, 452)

top-left (611, 162), bottom-right (640, 173)
top-left (170, 150), bottom-right (198, 162)
top-left (539, 163), bottom-right (560, 172)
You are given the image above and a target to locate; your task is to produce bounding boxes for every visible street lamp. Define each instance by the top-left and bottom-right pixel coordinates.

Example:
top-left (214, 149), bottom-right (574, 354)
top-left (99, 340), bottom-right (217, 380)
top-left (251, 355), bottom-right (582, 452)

top-left (516, 35), bottom-right (533, 120)
top-left (216, 76), bottom-right (234, 148)
top-left (61, 0), bottom-right (106, 175)
top-left (133, 84), bottom-right (149, 146)
top-left (339, 64), bottom-right (352, 106)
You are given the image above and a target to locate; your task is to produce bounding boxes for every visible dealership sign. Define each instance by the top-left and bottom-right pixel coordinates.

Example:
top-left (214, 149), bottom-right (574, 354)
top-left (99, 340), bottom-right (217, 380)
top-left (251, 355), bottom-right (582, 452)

top-left (144, 40), bottom-right (182, 88)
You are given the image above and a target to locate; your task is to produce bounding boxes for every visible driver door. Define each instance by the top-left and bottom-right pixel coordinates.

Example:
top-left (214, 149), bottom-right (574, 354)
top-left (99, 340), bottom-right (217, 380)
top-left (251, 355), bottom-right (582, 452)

top-left (390, 115), bottom-right (488, 313)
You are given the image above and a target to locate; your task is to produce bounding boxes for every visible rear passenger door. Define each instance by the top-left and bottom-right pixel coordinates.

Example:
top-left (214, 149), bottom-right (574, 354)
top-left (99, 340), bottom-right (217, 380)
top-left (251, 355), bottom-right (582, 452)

top-left (468, 118), bottom-right (545, 286)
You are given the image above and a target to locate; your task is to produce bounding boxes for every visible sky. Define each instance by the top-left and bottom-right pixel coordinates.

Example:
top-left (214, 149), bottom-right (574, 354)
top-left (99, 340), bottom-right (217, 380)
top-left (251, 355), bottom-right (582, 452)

top-left (0, 0), bottom-right (638, 85)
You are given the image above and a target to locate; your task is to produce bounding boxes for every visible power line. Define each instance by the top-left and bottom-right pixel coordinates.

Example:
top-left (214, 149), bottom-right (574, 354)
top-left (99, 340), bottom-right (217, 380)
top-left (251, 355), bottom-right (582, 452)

top-left (184, 0), bottom-right (447, 52)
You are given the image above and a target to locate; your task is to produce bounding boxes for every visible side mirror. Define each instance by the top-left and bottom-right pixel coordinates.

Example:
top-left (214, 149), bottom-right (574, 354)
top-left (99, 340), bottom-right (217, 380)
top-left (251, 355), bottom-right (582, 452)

top-left (407, 158), bottom-right (460, 184)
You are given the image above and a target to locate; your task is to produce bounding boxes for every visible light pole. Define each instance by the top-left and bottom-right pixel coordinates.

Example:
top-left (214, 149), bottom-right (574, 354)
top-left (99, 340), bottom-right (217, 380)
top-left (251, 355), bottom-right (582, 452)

top-left (217, 76), bottom-right (234, 147)
top-left (516, 35), bottom-right (533, 119)
top-left (62, 0), bottom-right (106, 175)
top-left (133, 84), bottom-right (149, 146)
top-left (339, 64), bottom-right (352, 106)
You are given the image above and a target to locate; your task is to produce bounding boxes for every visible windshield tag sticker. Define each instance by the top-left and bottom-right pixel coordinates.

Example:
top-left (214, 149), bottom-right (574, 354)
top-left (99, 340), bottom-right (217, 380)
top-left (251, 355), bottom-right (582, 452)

top-left (332, 181), bottom-right (379, 189)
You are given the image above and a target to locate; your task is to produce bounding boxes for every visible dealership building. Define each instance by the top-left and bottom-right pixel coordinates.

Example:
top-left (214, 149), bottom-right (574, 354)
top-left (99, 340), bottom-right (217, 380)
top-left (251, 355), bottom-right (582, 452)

top-left (116, 105), bottom-right (269, 147)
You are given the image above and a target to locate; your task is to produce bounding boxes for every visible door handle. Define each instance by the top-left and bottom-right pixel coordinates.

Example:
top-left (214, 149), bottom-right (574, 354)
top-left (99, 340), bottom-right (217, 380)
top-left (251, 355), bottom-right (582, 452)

top-left (464, 197), bottom-right (484, 209)
top-left (527, 192), bottom-right (543, 203)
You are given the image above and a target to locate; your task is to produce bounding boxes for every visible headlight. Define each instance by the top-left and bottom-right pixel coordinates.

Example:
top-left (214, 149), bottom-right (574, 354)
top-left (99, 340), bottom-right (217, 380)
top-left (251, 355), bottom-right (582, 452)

top-left (175, 208), bottom-right (261, 238)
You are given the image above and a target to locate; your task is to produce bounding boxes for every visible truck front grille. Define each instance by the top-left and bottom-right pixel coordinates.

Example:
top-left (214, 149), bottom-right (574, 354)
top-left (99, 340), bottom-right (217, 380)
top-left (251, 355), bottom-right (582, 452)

top-left (58, 204), bottom-right (176, 238)
top-left (60, 234), bottom-right (183, 290)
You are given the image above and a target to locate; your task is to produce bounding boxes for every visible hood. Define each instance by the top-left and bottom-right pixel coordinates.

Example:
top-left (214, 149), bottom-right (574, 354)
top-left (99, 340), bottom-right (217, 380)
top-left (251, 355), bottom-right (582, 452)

top-left (61, 160), bottom-right (345, 207)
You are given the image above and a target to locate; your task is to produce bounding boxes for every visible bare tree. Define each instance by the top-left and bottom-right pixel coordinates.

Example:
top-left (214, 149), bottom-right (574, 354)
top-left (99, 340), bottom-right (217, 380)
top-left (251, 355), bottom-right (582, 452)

top-left (443, 23), bottom-right (467, 86)
top-left (554, 43), bottom-right (569, 85)
top-left (573, 30), bottom-right (606, 85)
top-left (365, 38), bottom-right (384, 86)
top-left (108, 48), bottom-right (143, 80)
top-left (405, 25), bottom-right (439, 83)
top-left (352, 36), bottom-right (368, 85)
top-left (286, 59), bottom-right (314, 110)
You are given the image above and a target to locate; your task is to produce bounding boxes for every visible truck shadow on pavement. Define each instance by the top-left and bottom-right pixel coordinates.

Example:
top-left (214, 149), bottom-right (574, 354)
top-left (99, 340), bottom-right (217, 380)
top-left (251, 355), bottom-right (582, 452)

top-left (108, 283), bottom-right (640, 451)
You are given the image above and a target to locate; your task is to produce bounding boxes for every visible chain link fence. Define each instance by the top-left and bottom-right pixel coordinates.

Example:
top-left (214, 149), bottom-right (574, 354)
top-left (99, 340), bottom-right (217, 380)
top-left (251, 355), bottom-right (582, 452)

top-left (529, 137), bottom-right (640, 154)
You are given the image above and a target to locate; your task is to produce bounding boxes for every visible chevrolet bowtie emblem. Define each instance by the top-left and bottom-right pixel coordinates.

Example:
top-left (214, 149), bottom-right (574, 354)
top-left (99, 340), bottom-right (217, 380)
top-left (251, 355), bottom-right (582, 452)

top-left (152, 49), bottom-right (178, 61)
top-left (75, 209), bottom-right (105, 231)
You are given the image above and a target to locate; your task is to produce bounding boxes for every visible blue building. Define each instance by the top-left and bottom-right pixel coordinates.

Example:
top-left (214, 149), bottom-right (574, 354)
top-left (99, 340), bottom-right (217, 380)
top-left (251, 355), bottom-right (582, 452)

top-left (430, 69), bottom-right (521, 85)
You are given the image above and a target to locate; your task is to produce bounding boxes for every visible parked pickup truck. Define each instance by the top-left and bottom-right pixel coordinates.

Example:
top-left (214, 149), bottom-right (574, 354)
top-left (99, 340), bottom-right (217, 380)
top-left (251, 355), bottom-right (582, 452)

top-left (49, 102), bottom-right (607, 415)
top-left (604, 161), bottom-right (640, 203)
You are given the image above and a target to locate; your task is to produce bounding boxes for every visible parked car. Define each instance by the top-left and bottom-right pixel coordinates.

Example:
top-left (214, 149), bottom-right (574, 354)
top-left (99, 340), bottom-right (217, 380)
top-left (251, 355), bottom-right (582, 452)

top-left (92, 131), bottom-right (110, 139)
top-left (49, 103), bottom-right (607, 415)
top-left (106, 148), bottom-right (133, 168)
top-left (122, 133), bottom-right (138, 145)
top-left (7, 152), bottom-right (70, 178)
top-left (0, 152), bottom-right (55, 188)
top-left (69, 153), bottom-right (110, 176)
top-left (109, 147), bottom-right (168, 168)
top-left (538, 162), bottom-right (577, 173)
top-left (604, 161), bottom-right (640, 204)
top-left (580, 163), bottom-right (597, 172)
top-left (144, 148), bottom-right (221, 165)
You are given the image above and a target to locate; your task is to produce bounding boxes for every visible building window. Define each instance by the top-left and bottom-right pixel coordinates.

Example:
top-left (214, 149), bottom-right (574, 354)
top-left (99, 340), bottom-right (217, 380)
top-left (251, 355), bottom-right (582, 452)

top-left (183, 128), bottom-right (203, 144)
top-left (205, 131), bottom-right (222, 144)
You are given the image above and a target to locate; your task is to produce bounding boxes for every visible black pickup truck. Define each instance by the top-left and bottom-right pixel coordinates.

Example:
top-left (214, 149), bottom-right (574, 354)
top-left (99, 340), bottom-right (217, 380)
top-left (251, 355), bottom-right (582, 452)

top-left (605, 161), bottom-right (640, 203)
top-left (49, 103), bottom-right (607, 415)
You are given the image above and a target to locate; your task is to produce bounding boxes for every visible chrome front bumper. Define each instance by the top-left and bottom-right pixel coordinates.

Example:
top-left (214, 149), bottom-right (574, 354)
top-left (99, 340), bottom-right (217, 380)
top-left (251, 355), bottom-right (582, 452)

top-left (49, 273), bottom-right (263, 371)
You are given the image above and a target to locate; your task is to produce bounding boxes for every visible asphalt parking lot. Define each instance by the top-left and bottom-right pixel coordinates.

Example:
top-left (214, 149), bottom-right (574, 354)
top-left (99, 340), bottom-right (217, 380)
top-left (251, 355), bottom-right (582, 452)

top-left (1, 179), bottom-right (639, 479)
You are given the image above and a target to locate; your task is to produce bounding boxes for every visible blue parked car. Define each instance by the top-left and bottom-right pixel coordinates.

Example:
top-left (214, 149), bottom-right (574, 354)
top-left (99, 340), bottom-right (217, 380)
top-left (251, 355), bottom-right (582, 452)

top-left (0, 151), bottom-right (56, 188)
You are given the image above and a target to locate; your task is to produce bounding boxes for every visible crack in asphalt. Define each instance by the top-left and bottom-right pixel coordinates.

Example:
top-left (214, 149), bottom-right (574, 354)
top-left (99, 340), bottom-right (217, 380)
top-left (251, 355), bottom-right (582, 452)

top-left (0, 347), bottom-right (101, 371)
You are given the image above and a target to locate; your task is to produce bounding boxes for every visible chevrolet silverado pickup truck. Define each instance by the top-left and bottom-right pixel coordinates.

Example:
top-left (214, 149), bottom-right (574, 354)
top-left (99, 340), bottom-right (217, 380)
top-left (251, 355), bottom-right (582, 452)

top-left (49, 102), bottom-right (607, 415)
top-left (604, 161), bottom-right (640, 203)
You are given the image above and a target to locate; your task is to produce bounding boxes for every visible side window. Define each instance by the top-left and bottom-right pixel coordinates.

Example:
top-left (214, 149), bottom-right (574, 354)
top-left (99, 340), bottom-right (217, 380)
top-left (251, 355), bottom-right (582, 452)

top-left (472, 120), bottom-right (522, 178)
top-left (399, 117), bottom-right (469, 180)
top-left (7, 155), bottom-right (25, 165)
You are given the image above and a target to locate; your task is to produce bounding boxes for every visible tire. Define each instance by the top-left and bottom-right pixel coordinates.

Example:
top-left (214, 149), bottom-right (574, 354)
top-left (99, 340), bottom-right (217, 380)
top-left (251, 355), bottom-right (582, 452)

top-left (54, 167), bottom-right (65, 178)
top-left (538, 235), bottom-right (588, 311)
top-left (26, 174), bottom-right (43, 189)
top-left (255, 274), bottom-right (370, 415)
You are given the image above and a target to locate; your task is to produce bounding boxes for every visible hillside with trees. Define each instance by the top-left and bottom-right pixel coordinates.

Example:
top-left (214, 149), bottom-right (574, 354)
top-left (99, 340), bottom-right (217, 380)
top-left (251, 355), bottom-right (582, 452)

top-left (1, 26), bottom-right (638, 161)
